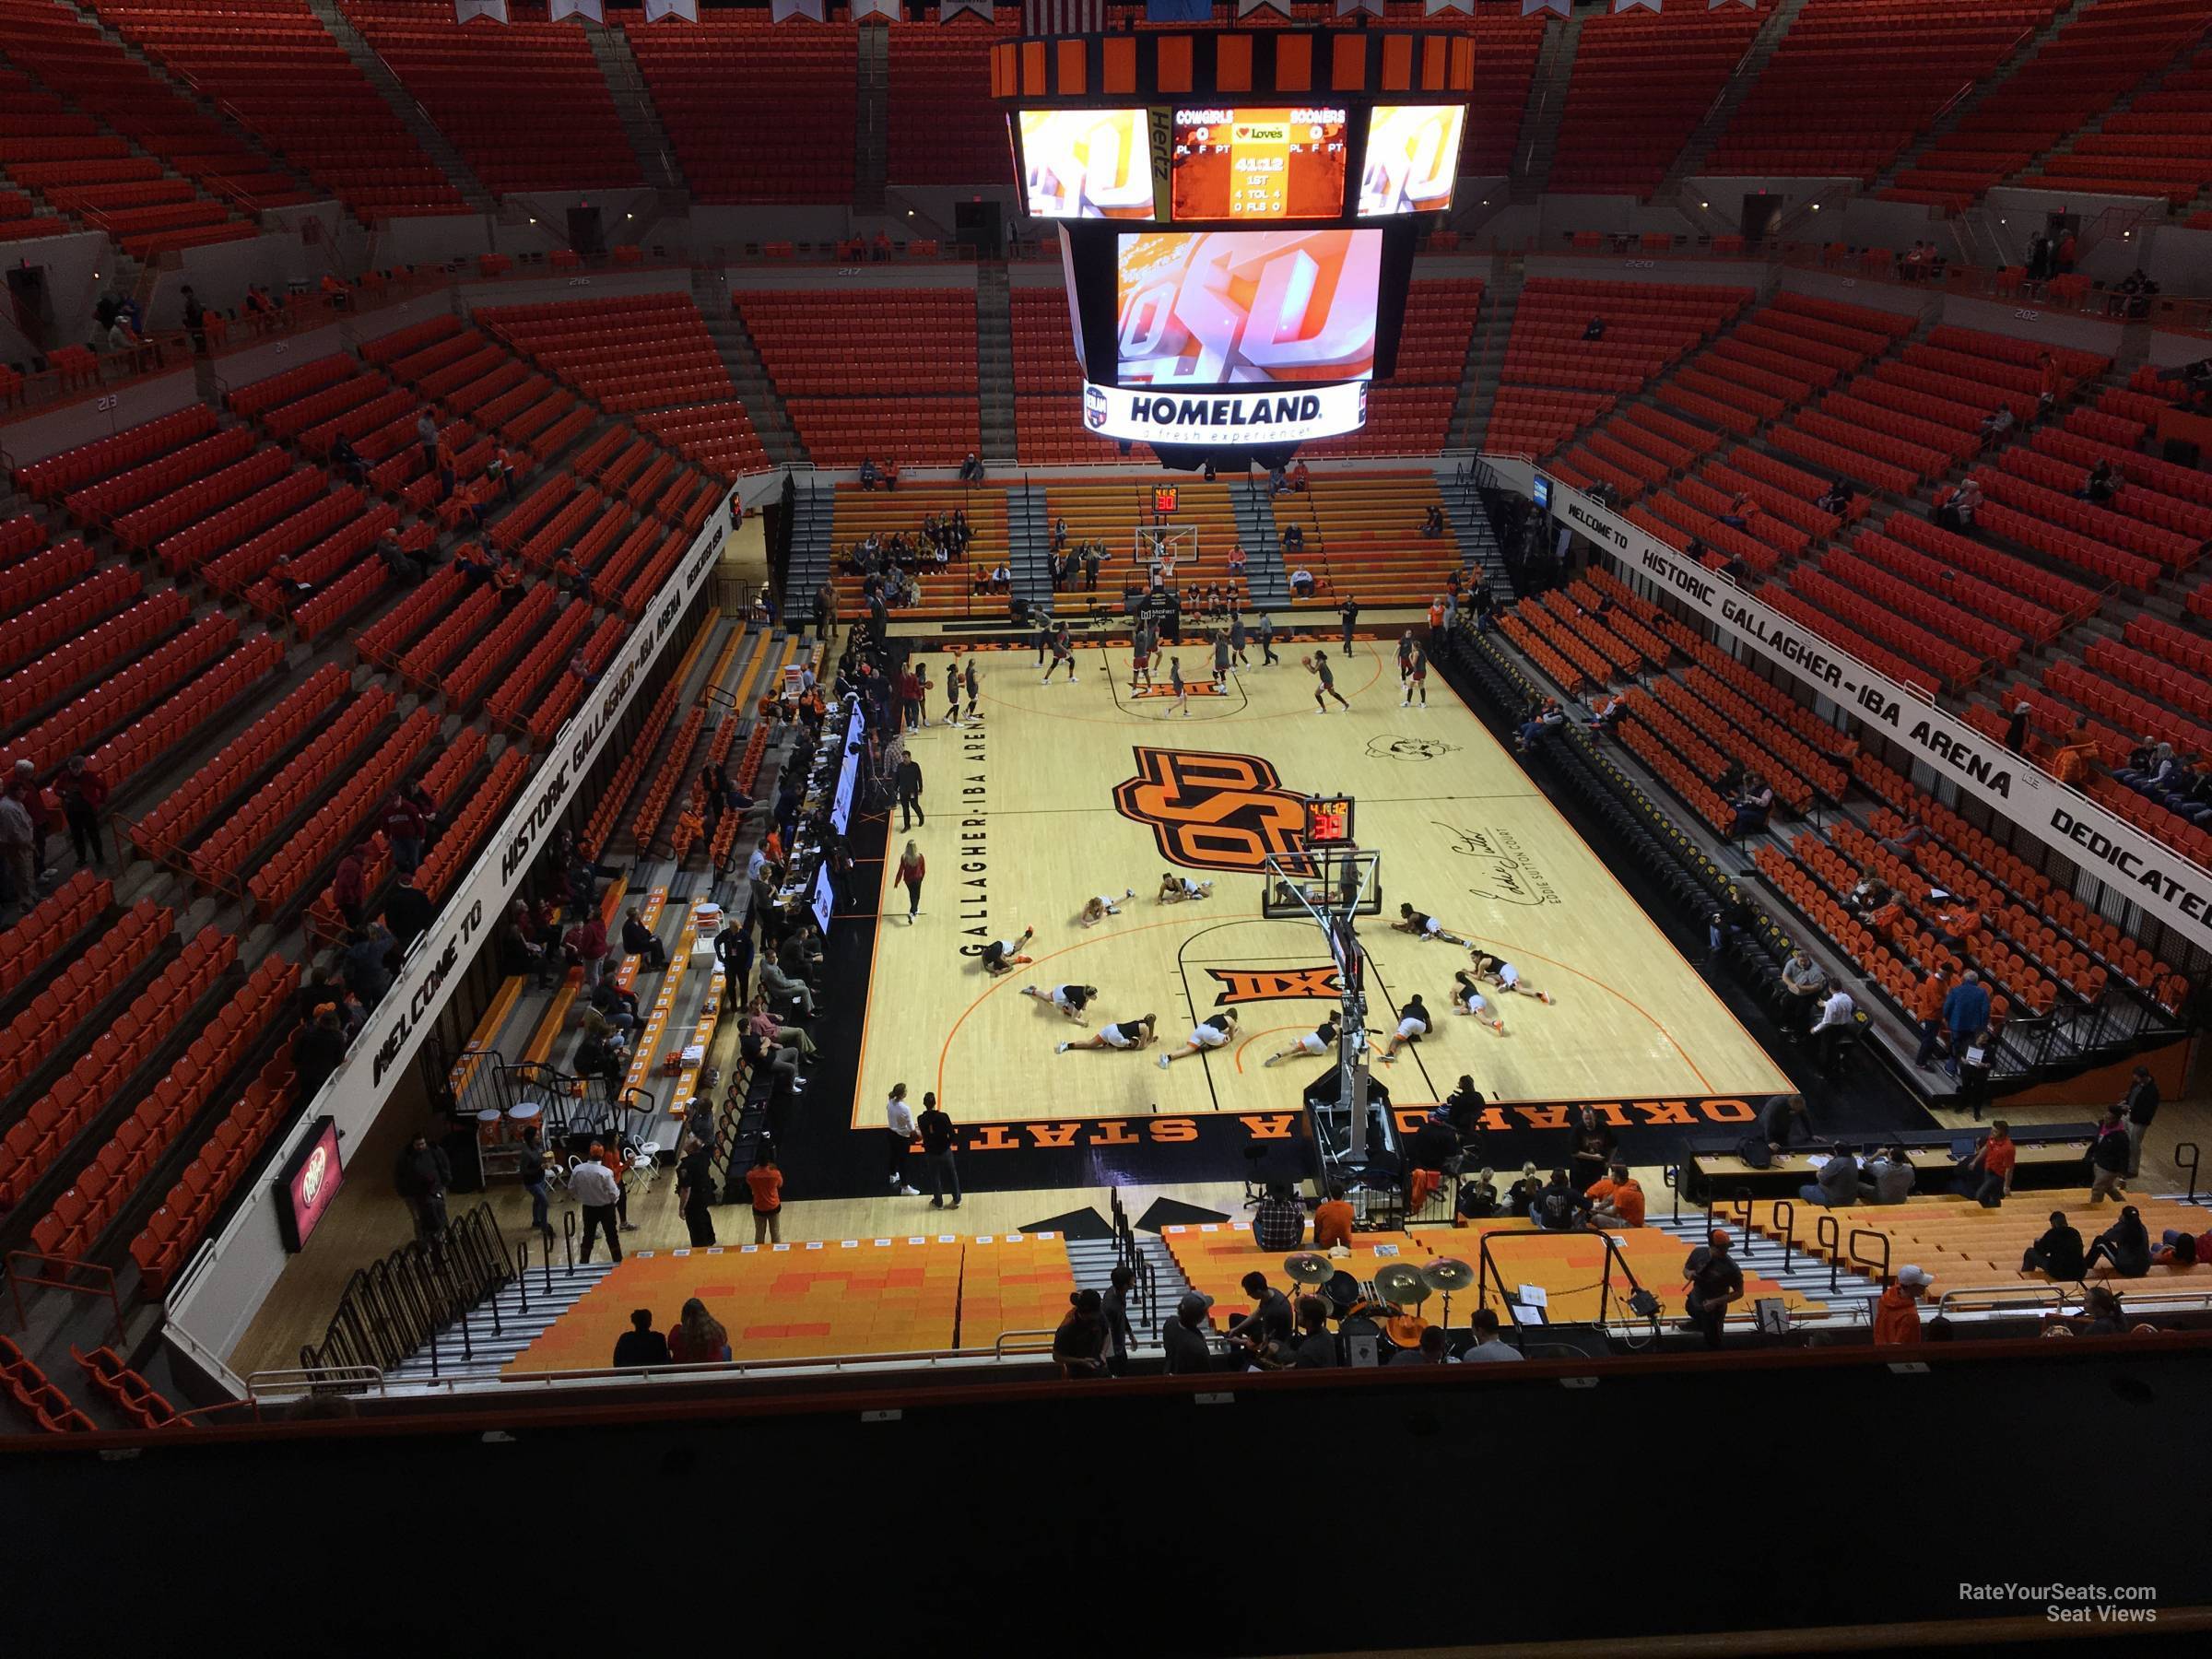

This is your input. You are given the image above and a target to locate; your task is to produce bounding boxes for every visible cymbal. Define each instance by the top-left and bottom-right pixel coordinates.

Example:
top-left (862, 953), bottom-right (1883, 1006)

top-left (1374, 1262), bottom-right (1433, 1304)
top-left (1422, 1258), bottom-right (1477, 1292)
top-left (1283, 1252), bottom-right (1335, 1285)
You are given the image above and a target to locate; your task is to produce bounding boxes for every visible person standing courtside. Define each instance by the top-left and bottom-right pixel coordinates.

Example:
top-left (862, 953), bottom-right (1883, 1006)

top-left (571, 1151), bottom-right (623, 1264)
top-left (918, 1090), bottom-right (961, 1208)
top-left (896, 750), bottom-right (925, 830)
top-left (886, 1083), bottom-right (921, 1195)
top-left (2123, 1065), bottom-right (2159, 1178)
top-left (676, 1135), bottom-right (716, 1247)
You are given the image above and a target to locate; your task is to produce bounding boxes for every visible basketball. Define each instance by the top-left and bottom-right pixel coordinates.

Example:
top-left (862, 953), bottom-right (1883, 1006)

top-left (1302, 655), bottom-right (1315, 673)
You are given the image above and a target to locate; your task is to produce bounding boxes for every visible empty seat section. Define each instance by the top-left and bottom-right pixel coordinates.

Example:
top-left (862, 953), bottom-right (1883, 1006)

top-left (622, 12), bottom-right (853, 202)
top-left (740, 287), bottom-right (979, 465)
top-left (1547, 2), bottom-right (1765, 198)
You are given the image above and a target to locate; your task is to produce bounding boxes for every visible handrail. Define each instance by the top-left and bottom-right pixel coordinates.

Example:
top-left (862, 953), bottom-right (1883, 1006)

top-left (1816, 1212), bottom-right (1841, 1292)
top-left (6, 1250), bottom-right (125, 1348)
top-left (1846, 1227), bottom-right (1892, 1288)
top-left (992, 1329), bottom-right (1059, 1358)
top-left (2175, 1141), bottom-right (2200, 1204)
top-left (1770, 1197), bottom-right (1796, 1272)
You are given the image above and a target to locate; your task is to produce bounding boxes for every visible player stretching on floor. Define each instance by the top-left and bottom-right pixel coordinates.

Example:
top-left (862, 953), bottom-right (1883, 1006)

top-left (1381, 994), bottom-right (1432, 1065)
top-left (1451, 969), bottom-right (1508, 1032)
top-left (1057, 1014), bottom-right (1159, 1054)
top-left (1021, 982), bottom-right (1097, 1025)
top-left (1261, 1015), bottom-right (1340, 1068)
top-left (1310, 647), bottom-right (1350, 714)
top-left (1472, 952), bottom-right (1555, 1005)
top-left (1158, 873), bottom-right (1215, 904)
top-left (1394, 904), bottom-right (1470, 945)
top-left (1158, 1009), bottom-right (1238, 1067)
top-left (1397, 631), bottom-right (1429, 708)
top-left (1077, 888), bottom-right (1136, 926)
top-left (978, 927), bottom-right (1034, 975)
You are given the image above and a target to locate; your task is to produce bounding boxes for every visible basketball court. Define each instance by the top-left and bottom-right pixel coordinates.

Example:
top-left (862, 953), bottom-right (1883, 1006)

top-left (841, 632), bottom-right (1796, 1190)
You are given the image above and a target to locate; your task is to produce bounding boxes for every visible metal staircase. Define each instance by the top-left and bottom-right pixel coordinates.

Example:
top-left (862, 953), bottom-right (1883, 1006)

top-left (692, 269), bottom-right (806, 466)
top-left (1229, 478), bottom-right (1288, 609)
top-left (788, 482), bottom-right (835, 609)
top-left (1064, 1231), bottom-right (1192, 1349)
top-left (582, 18), bottom-right (685, 197)
top-left (1507, 9), bottom-right (1580, 204)
top-left (1646, 1208), bottom-right (1883, 1317)
top-left (854, 21), bottom-right (888, 213)
top-left (1439, 465), bottom-right (1501, 573)
top-left (1657, 0), bottom-right (1810, 196)
top-left (383, 1254), bottom-right (621, 1384)
top-left (303, 0), bottom-right (496, 216)
top-left (975, 264), bottom-right (1018, 465)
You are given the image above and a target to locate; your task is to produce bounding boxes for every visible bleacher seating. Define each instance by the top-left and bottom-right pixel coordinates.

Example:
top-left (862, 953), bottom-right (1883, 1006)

top-left (2018, 34), bottom-right (2212, 205)
top-left (621, 10), bottom-right (854, 203)
top-left (341, 0), bottom-right (641, 195)
top-left (830, 485), bottom-right (1011, 620)
top-left (91, 0), bottom-right (471, 220)
top-left (740, 287), bottom-right (980, 465)
top-left (1307, 278), bottom-right (1482, 458)
top-left (1547, 1), bottom-right (1764, 199)
top-left (1292, 474), bottom-right (1464, 608)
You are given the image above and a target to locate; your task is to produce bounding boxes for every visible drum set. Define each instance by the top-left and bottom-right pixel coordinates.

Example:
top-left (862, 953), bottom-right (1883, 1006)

top-left (1284, 1251), bottom-right (1477, 1358)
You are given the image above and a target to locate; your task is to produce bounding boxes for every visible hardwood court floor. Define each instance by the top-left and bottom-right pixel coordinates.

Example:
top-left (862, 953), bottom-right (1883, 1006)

top-left (854, 635), bottom-right (1795, 1132)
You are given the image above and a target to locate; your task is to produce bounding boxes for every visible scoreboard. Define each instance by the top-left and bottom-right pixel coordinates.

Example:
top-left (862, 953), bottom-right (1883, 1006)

top-left (994, 26), bottom-right (1473, 465)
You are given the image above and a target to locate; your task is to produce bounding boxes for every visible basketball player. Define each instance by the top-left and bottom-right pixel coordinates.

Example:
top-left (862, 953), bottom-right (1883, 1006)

top-left (1157, 873), bottom-right (1214, 904)
top-left (1261, 1014), bottom-right (1340, 1067)
top-left (1472, 952), bottom-right (1555, 1005)
top-left (1257, 610), bottom-right (1278, 666)
top-left (1211, 629), bottom-right (1233, 691)
top-left (1381, 993), bottom-right (1432, 1064)
top-left (944, 656), bottom-right (962, 726)
top-left (1340, 594), bottom-right (1359, 653)
top-left (1035, 617), bottom-right (1053, 665)
top-left (1021, 982), bottom-right (1097, 1025)
top-left (962, 658), bottom-right (981, 724)
top-left (1158, 1008), bottom-right (1238, 1067)
top-left (1397, 631), bottom-right (1428, 708)
top-left (1077, 888), bottom-right (1136, 926)
top-left (1170, 655), bottom-right (1189, 717)
top-left (1311, 647), bottom-right (1349, 714)
top-left (979, 926), bottom-right (1034, 975)
top-left (1056, 1014), bottom-right (1159, 1055)
top-left (1394, 903), bottom-right (1469, 946)
top-left (1230, 607), bottom-right (1249, 668)
top-left (1130, 626), bottom-right (1153, 691)
top-left (1041, 624), bottom-right (1077, 684)
top-left (1451, 969), bottom-right (1508, 1032)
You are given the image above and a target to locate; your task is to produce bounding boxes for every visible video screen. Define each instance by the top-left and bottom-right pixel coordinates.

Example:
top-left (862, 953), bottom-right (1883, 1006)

top-left (1359, 105), bottom-right (1465, 217)
top-left (1018, 109), bottom-right (1155, 220)
top-left (1116, 229), bottom-right (1380, 386)
top-left (1171, 106), bottom-right (1347, 221)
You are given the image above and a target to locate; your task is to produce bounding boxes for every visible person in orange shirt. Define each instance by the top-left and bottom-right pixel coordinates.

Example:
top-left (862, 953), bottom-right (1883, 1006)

top-left (1312, 1182), bottom-right (1356, 1249)
top-left (1428, 595), bottom-right (1446, 635)
top-left (1961, 1119), bottom-right (2016, 1207)
top-left (1584, 1162), bottom-right (1645, 1229)
top-left (1911, 968), bottom-right (1951, 1070)
top-left (1873, 1264), bottom-right (1931, 1345)
top-left (746, 1152), bottom-right (783, 1243)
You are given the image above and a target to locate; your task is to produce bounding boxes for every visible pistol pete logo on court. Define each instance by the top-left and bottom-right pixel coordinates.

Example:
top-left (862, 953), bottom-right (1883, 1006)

top-left (1206, 966), bottom-right (1343, 1006)
top-left (1112, 747), bottom-right (1308, 873)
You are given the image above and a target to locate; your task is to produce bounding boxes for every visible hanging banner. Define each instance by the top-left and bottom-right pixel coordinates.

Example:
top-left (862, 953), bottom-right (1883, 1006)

top-left (1524, 473), bottom-right (2212, 956)
top-left (853, 0), bottom-right (900, 17)
top-left (943, 0), bottom-right (994, 16)
top-left (770, 0), bottom-right (824, 16)
top-left (1147, 0), bottom-right (1214, 18)
top-left (1711, 0), bottom-right (1757, 7)
top-left (548, 0), bottom-right (602, 19)
top-left (1424, 0), bottom-right (1475, 12)
top-left (453, 0), bottom-right (507, 20)
top-left (642, 0), bottom-right (696, 17)
top-left (1336, 0), bottom-right (1384, 14)
top-left (1239, 0), bottom-right (1293, 16)
top-left (1615, 0), bottom-right (1661, 12)
top-left (1522, 0), bottom-right (1570, 15)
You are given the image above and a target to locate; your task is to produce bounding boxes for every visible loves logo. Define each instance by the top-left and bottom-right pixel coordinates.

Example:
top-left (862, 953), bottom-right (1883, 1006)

top-left (1112, 747), bottom-right (1308, 874)
top-left (1206, 966), bottom-right (1343, 1006)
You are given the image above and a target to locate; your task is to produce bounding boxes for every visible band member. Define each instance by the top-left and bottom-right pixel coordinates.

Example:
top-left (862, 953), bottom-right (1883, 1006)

top-left (1020, 982), bottom-right (1097, 1025)
top-left (1394, 904), bottom-right (1469, 946)
top-left (1158, 1009), bottom-right (1238, 1068)
top-left (1261, 1016), bottom-right (1340, 1068)
top-left (1057, 1014), bottom-right (1159, 1054)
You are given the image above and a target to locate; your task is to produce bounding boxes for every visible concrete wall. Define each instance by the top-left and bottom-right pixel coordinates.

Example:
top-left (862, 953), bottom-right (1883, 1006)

top-left (457, 266), bottom-right (693, 313)
top-left (1524, 254), bottom-right (1769, 293)
top-left (1777, 265), bottom-right (1929, 319)
top-left (0, 230), bottom-right (114, 363)
top-left (723, 261), bottom-right (978, 292)
top-left (1684, 177), bottom-right (1856, 231)
top-left (1941, 292), bottom-right (2126, 358)
top-left (371, 212), bottom-right (497, 270)
top-left (0, 364), bottom-right (202, 468)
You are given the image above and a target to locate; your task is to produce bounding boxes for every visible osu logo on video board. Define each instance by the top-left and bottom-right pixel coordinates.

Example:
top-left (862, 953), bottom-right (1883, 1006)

top-left (1112, 747), bottom-right (1307, 873)
top-left (1206, 966), bottom-right (1342, 1006)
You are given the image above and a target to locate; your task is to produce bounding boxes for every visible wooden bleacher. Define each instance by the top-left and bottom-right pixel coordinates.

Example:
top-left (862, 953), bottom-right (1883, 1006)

top-left (501, 1232), bottom-right (1077, 1373)
top-left (1042, 477), bottom-right (1250, 609)
top-left (1288, 471), bottom-right (1464, 610)
top-left (829, 483), bottom-right (1011, 619)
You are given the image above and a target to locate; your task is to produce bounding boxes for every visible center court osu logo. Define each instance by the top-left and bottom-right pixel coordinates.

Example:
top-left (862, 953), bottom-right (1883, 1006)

top-left (1112, 747), bottom-right (1307, 873)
